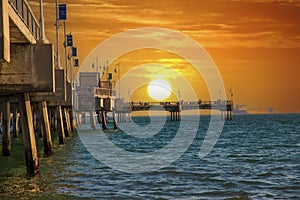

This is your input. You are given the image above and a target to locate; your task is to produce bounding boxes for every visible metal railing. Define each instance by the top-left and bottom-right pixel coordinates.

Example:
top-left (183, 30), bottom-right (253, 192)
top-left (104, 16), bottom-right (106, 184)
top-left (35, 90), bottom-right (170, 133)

top-left (8, 0), bottom-right (40, 40)
top-left (115, 100), bottom-right (234, 112)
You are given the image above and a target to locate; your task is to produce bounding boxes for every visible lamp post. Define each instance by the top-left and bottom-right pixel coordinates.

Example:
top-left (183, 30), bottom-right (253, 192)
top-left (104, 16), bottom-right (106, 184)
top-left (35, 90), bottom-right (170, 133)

top-left (115, 63), bottom-right (120, 99)
top-left (55, 0), bottom-right (60, 68)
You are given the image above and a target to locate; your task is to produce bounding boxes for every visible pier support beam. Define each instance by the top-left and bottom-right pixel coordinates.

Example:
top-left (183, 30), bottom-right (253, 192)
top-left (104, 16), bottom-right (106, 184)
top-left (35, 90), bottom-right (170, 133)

top-left (96, 112), bottom-right (102, 124)
top-left (221, 110), bottom-right (232, 120)
top-left (75, 112), bottom-right (80, 126)
top-left (170, 111), bottom-right (181, 121)
top-left (69, 109), bottom-right (76, 132)
top-left (36, 112), bottom-right (43, 138)
top-left (57, 106), bottom-right (66, 145)
top-left (101, 110), bottom-right (107, 130)
top-left (38, 101), bottom-right (53, 155)
top-left (2, 101), bottom-right (11, 156)
top-left (49, 108), bottom-right (56, 131)
top-left (0, 0), bottom-right (10, 62)
top-left (19, 93), bottom-right (39, 176)
top-left (116, 113), bottom-right (127, 123)
top-left (13, 108), bottom-right (19, 138)
top-left (113, 111), bottom-right (118, 129)
top-left (81, 112), bottom-right (86, 124)
top-left (64, 108), bottom-right (72, 137)
top-left (90, 111), bottom-right (96, 130)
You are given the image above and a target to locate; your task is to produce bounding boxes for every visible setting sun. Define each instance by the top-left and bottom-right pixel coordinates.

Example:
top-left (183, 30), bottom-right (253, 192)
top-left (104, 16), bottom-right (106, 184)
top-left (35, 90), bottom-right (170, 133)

top-left (147, 79), bottom-right (172, 101)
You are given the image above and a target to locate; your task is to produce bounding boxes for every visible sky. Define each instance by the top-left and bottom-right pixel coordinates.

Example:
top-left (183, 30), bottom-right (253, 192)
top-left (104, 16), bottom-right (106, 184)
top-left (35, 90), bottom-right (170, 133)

top-left (27, 0), bottom-right (300, 113)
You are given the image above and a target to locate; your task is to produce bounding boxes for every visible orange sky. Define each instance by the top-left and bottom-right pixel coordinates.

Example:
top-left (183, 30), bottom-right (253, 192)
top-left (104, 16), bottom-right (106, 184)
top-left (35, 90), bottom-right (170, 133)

top-left (27, 0), bottom-right (300, 113)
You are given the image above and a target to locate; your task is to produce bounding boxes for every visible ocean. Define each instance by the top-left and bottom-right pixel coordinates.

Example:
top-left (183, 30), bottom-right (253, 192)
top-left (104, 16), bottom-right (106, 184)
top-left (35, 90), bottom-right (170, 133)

top-left (0, 114), bottom-right (299, 199)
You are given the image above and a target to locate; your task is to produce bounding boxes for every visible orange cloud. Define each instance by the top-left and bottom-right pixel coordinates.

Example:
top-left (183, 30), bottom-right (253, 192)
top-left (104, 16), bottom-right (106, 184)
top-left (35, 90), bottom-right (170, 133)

top-left (27, 0), bottom-right (300, 113)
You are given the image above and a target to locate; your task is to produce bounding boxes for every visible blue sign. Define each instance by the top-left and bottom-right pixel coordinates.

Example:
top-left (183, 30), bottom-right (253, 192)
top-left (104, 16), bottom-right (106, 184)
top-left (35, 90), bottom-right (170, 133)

top-left (74, 59), bottom-right (79, 67)
top-left (66, 34), bottom-right (73, 46)
top-left (58, 4), bottom-right (67, 20)
top-left (72, 47), bottom-right (77, 57)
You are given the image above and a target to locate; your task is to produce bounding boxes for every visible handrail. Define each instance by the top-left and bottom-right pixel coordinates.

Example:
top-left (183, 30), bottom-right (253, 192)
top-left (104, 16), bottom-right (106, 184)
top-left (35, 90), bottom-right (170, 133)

top-left (8, 0), bottom-right (40, 40)
top-left (128, 100), bottom-right (233, 106)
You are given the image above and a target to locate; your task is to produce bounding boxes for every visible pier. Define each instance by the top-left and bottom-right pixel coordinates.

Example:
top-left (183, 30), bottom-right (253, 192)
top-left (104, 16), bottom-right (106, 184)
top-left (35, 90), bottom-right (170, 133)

top-left (1, 0), bottom-right (76, 176)
top-left (114, 100), bottom-right (233, 122)
top-left (75, 72), bottom-right (233, 131)
top-left (1, 0), bottom-right (233, 176)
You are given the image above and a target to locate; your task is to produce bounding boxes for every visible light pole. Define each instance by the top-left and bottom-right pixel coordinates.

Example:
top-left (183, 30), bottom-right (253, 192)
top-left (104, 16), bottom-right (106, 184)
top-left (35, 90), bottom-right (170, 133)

top-left (115, 63), bottom-right (120, 99)
top-left (55, 0), bottom-right (60, 69)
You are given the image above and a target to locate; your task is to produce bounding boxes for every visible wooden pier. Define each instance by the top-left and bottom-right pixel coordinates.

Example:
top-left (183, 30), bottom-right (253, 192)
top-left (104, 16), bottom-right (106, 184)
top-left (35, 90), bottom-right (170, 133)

top-left (1, 0), bottom-right (76, 176)
top-left (74, 71), bottom-right (233, 132)
top-left (115, 100), bottom-right (233, 121)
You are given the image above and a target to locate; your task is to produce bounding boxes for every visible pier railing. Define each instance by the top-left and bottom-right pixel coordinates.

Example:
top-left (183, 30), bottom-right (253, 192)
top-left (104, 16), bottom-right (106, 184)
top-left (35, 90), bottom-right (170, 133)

top-left (115, 100), bottom-right (233, 113)
top-left (8, 0), bottom-right (40, 40)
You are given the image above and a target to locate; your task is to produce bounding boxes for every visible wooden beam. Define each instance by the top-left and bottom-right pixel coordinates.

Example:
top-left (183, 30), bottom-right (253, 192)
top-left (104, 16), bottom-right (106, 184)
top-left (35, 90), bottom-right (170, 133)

top-left (2, 101), bottom-right (11, 156)
top-left (38, 101), bottom-right (53, 155)
top-left (57, 106), bottom-right (66, 145)
top-left (19, 93), bottom-right (39, 176)
top-left (64, 108), bottom-right (71, 137)
top-left (12, 107), bottom-right (18, 138)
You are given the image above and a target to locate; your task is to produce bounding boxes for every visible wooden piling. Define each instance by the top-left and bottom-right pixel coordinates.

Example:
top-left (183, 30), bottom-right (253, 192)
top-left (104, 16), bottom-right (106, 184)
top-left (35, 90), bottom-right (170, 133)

top-left (101, 110), bottom-right (107, 130)
top-left (75, 112), bottom-right (80, 126)
top-left (57, 106), bottom-right (66, 145)
top-left (170, 111), bottom-right (180, 121)
top-left (90, 111), bottom-right (96, 130)
top-left (32, 109), bottom-right (37, 133)
top-left (96, 112), bottom-right (102, 124)
top-left (19, 93), bottom-right (39, 176)
top-left (38, 101), bottom-right (53, 155)
top-left (36, 111), bottom-right (43, 138)
top-left (69, 109), bottom-right (76, 132)
top-left (81, 112), bottom-right (86, 124)
top-left (49, 108), bottom-right (55, 131)
top-left (64, 108), bottom-right (72, 137)
top-left (113, 110), bottom-right (118, 129)
top-left (2, 101), bottom-right (11, 156)
top-left (12, 108), bottom-right (19, 138)
top-left (0, 112), bottom-right (2, 134)
top-left (49, 108), bottom-right (57, 131)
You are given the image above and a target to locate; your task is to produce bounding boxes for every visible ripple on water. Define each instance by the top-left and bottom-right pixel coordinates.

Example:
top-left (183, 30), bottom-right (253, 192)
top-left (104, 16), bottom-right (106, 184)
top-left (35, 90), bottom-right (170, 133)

top-left (1, 114), bottom-right (300, 199)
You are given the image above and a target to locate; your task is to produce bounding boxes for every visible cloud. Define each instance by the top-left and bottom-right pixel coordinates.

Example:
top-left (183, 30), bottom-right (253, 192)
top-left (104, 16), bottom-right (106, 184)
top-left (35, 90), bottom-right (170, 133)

top-left (28, 0), bottom-right (300, 49)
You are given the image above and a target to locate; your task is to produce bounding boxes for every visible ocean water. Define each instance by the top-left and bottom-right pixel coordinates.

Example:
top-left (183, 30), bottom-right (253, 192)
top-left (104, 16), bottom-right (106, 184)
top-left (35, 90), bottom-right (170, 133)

top-left (0, 114), bottom-right (299, 199)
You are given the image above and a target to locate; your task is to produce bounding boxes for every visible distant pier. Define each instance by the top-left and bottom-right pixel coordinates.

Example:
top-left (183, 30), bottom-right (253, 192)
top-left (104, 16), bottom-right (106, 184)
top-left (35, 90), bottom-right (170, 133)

top-left (75, 72), bottom-right (233, 132)
top-left (114, 100), bottom-right (233, 122)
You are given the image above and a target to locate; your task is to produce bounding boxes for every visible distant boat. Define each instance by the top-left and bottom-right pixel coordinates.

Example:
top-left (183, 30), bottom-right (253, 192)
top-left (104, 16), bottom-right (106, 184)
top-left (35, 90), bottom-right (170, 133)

top-left (233, 105), bottom-right (249, 115)
top-left (233, 104), bottom-right (274, 115)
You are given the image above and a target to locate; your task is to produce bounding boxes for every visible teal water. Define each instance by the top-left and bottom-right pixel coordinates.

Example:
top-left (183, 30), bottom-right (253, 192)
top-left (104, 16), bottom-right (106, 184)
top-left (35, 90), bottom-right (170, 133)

top-left (0, 114), bottom-right (299, 199)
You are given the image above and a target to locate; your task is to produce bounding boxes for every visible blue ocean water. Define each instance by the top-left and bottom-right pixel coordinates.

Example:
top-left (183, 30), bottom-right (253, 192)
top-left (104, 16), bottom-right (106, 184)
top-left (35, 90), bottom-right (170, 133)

top-left (1, 114), bottom-right (300, 199)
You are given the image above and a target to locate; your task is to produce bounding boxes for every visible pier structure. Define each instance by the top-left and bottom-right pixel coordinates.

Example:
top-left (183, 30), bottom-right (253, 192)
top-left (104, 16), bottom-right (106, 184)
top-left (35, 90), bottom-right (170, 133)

top-left (74, 72), bottom-right (101, 130)
top-left (75, 72), bottom-right (118, 130)
top-left (94, 79), bottom-right (117, 130)
top-left (75, 71), bottom-right (233, 131)
top-left (115, 100), bottom-right (233, 121)
top-left (1, 0), bottom-right (77, 176)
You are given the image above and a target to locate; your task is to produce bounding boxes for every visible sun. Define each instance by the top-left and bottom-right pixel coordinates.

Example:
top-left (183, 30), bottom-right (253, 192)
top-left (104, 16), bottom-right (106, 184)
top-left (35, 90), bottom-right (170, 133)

top-left (147, 79), bottom-right (172, 101)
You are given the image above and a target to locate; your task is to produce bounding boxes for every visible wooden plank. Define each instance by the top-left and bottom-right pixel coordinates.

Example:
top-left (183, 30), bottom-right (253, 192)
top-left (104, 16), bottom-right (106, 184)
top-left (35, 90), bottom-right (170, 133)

top-left (1, 0), bottom-right (10, 62)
